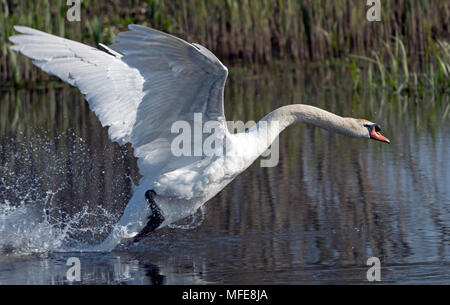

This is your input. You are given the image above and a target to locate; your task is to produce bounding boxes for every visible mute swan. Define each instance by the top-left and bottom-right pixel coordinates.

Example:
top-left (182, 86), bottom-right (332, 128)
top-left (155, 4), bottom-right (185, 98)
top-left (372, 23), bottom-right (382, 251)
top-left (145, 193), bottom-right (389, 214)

top-left (10, 25), bottom-right (390, 251)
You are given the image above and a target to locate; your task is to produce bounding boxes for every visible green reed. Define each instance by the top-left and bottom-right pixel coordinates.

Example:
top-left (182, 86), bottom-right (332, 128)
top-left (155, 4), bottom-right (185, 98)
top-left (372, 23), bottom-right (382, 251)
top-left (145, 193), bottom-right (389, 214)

top-left (350, 37), bottom-right (450, 94)
top-left (0, 0), bottom-right (449, 93)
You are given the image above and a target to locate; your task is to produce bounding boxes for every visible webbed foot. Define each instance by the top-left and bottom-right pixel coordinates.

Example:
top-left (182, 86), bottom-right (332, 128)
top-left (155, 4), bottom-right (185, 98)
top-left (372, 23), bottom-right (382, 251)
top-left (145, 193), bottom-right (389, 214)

top-left (133, 190), bottom-right (165, 242)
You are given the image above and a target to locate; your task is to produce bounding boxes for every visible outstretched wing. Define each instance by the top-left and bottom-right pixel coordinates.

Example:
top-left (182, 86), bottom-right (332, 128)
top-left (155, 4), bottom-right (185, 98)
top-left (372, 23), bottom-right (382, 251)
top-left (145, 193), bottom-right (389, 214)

top-left (10, 25), bottom-right (144, 146)
top-left (10, 25), bottom-right (229, 179)
top-left (110, 25), bottom-right (228, 177)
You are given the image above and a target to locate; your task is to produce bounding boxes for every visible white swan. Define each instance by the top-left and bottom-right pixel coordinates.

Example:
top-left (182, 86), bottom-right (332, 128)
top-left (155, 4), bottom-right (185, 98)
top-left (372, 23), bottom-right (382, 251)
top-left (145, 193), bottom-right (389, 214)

top-left (10, 25), bottom-right (390, 251)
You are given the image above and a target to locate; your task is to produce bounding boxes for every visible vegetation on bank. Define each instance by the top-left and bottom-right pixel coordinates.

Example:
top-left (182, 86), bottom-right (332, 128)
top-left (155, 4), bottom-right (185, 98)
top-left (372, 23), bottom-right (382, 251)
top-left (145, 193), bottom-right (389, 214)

top-left (349, 38), bottom-right (450, 93)
top-left (0, 0), bottom-right (449, 93)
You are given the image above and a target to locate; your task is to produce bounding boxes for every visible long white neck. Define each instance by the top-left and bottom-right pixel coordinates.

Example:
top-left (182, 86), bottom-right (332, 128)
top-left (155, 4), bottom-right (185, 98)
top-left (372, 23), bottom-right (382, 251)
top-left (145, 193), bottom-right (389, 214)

top-left (244, 104), bottom-right (364, 156)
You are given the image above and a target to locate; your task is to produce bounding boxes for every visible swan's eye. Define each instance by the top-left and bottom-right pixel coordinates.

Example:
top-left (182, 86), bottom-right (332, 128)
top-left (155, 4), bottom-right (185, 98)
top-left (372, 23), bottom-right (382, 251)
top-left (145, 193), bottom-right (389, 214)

top-left (363, 123), bottom-right (381, 133)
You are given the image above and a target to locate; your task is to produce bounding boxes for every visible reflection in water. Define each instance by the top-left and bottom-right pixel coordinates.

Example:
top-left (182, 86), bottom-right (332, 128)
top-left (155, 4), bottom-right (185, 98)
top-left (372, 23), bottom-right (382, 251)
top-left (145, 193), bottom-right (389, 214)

top-left (0, 68), bottom-right (449, 284)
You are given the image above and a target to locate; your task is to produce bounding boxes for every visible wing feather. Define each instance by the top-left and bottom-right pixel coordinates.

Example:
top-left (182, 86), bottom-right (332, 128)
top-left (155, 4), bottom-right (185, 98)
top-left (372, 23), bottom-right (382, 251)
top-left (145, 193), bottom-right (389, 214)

top-left (10, 24), bottom-right (229, 179)
top-left (10, 26), bottom-right (143, 145)
top-left (109, 25), bottom-right (228, 177)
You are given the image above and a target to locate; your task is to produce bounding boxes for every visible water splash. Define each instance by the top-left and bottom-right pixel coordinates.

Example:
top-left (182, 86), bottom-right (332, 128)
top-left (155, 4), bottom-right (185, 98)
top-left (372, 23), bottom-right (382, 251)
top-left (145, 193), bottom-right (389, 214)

top-left (0, 131), bottom-right (129, 254)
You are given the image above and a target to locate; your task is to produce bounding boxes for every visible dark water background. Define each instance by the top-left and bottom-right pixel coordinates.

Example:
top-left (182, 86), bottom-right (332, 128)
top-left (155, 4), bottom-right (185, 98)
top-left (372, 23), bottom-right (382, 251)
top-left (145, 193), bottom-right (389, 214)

top-left (0, 67), bottom-right (449, 284)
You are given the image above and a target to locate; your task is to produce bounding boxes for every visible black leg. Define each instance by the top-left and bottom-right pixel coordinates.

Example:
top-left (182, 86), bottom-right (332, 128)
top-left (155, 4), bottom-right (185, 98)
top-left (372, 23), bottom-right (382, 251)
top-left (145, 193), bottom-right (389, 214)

top-left (133, 190), bottom-right (165, 242)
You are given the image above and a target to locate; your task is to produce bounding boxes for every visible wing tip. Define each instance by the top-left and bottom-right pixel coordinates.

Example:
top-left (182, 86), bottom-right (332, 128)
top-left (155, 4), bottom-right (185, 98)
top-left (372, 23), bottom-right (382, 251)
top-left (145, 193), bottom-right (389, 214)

top-left (8, 44), bottom-right (21, 51)
top-left (9, 26), bottom-right (27, 44)
top-left (128, 24), bottom-right (159, 32)
top-left (127, 24), bottom-right (141, 30)
top-left (12, 25), bottom-right (52, 37)
top-left (127, 24), bottom-right (181, 41)
top-left (8, 35), bottom-right (20, 45)
top-left (13, 25), bottom-right (28, 33)
top-left (127, 24), bottom-right (155, 34)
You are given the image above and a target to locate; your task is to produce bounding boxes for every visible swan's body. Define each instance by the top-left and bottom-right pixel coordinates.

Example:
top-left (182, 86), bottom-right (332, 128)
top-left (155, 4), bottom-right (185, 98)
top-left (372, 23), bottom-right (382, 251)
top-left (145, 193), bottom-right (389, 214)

top-left (10, 25), bottom-right (390, 251)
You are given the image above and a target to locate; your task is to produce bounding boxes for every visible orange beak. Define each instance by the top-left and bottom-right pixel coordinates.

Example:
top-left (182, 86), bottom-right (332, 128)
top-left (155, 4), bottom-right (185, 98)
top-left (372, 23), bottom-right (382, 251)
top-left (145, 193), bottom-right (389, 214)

top-left (370, 128), bottom-right (390, 144)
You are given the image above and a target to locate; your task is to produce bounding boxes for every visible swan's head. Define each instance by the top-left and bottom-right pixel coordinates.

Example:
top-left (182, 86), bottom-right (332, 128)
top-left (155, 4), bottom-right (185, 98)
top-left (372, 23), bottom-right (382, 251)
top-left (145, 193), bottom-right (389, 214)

top-left (356, 119), bottom-right (390, 144)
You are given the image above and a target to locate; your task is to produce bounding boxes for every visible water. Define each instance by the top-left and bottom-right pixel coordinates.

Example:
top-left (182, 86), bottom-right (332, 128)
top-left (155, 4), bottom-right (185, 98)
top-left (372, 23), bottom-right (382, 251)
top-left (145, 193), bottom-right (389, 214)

top-left (0, 68), bottom-right (449, 284)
